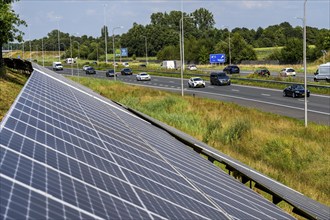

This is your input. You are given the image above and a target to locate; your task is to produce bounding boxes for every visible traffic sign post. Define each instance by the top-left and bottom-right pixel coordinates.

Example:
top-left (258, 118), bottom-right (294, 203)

top-left (210, 54), bottom-right (226, 64)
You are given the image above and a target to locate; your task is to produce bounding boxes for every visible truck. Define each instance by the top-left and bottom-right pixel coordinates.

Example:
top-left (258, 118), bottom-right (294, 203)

top-left (161, 60), bottom-right (181, 69)
top-left (52, 61), bottom-right (63, 71)
top-left (314, 62), bottom-right (330, 82)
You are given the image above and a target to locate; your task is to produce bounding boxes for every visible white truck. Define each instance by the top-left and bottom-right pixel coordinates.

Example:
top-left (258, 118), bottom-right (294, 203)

top-left (52, 61), bottom-right (63, 71)
top-left (161, 60), bottom-right (181, 69)
top-left (314, 62), bottom-right (330, 82)
top-left (65, 58), bottom-right (75, 64)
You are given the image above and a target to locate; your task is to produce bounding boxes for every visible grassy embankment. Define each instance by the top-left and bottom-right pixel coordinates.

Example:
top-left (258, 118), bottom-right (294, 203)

top-left (69, 76), bottom-right (330, 210)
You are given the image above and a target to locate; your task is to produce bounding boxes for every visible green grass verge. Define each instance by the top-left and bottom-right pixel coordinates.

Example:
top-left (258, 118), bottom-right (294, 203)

top-left (69, 76), bottom-right (330, 210)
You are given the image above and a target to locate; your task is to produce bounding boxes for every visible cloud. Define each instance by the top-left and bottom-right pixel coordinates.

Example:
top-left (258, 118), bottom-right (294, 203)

top-left (241, 1), bottom-right (272, 9)
top-left (86, 9), bottom-right (96, 16)
top-left (47, 11), bottom-right (62, 22)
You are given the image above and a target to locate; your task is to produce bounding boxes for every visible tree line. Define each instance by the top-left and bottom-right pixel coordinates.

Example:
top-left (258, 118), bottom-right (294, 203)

top-left (3, 7), bottom-right (330, 65)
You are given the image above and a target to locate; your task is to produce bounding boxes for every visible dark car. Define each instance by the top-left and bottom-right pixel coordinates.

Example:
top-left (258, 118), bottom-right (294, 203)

top-left (223, 65), bottom-right (240, 74)
top-left (85, 67), bottom-right (96, 74)
top-left (106, 69), bottom-right (116, 77)
top-left (121, 68), bottom-right (133, 75)
top-left (283, 84), bottom-right (310, 98)
top-left (254, 67), bottom-right (270, 76)
top-left (139, 64), bottom-right (147, 68)
top-left (210, 72), bottom-right (231, 86)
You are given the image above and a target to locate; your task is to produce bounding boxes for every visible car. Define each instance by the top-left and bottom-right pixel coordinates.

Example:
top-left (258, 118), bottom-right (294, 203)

top-left (85, 66), bottom-right (96, 74)
top-left (254, 67), bottom-right (270, 76)
top-left (283, 84), bottom-right (310, 98)
top-left (139, 64), bottom-right (147, 68)
top-left (223, 65), bottom-right (240, 74)
top-left (188, 77), bottom-right (205, 88)
top-left (136, 72), bottom-right (151, 81)
top-left (187, 64), bottom-right (197, 70)
top-left (210, 72), bottom-right (231, 86)
top-left (122, 62), bottom-right (129, 67)
top-left (280, 68), bottom-right (296, 77)
top-left (82, 65), bottom-right (90, 71)
top-left (121, 68), bottom-right (133, 75)
top-left (106, 69), bottom-right (116, 77)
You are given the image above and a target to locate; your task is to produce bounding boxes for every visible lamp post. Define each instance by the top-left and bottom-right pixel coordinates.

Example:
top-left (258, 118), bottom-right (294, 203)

top-left (142, 36), bottom-right (148, 65)
top-left (179, 15), bottom-right (191, 97)
top-left (113, 26), bottom-right (123, 81)
top-left (303, 0), bottom-right (307, 127)
top-left (73, 41), bottom-right (80, 77)
top-left (104, 4), bottom-right (108, 63)
top-left (42, 38), bottom-right (44, 66)
top-left (70, 35), bottom-right (73, 75)
top-left (56, 17), bottom-right (61, 62)
top-left (223, 26), bottom-right (231, 65)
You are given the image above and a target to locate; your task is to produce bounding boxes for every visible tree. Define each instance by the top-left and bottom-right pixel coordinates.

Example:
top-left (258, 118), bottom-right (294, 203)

top-left (0, 0), bottom-right (26, 74)
top-left (280, 38), bottom-right (303, 64)
top-left (191, 8), bottom-right (215, 31)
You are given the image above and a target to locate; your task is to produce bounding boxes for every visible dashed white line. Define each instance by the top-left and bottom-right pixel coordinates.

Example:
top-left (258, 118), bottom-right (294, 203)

top-left (232, 89), bottom-right (240, 92)
top-left (261, 94), bottom-right (271, 97)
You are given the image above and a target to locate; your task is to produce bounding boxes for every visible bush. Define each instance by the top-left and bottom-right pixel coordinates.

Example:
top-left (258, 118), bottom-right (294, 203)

top-left (222, 118), bottom-right (251, 144)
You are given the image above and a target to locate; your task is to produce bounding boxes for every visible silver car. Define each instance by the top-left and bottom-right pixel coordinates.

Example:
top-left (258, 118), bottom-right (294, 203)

top-left (280, 68), bottom-right (296, 77)
top-left (136, 72), bottom-right (151, 81)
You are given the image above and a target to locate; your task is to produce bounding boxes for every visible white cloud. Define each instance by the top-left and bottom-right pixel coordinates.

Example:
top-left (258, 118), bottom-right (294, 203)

top-left (86, 9), bottom-right (96, 16)
top-left (47, 11), bottom-right (62, 22)
top-left (240, 1), bottom-right (273, 9)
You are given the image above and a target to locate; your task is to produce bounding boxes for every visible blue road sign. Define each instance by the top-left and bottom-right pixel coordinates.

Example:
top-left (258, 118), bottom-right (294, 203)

top-left (210, 54), bottom-right (226, 63)
top-left (121, 48), bottom-right (128, 57)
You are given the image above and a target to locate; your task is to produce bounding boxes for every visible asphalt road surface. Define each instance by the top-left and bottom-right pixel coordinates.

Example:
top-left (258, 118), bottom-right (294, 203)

top-left (53, 67), bottom-right (330, 125)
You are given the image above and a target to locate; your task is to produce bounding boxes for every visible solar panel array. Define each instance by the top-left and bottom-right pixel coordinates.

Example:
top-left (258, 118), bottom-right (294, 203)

top-left (1, 67), bottom-right (295, 219)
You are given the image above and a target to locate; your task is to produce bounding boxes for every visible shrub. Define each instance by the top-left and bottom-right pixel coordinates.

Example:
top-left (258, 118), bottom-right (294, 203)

top-left (222, 118), bottom-right (251, 144)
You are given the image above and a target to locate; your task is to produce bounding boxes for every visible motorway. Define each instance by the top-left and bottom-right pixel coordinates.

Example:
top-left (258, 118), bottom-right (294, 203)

top-left (54, 67), bottom-right (330, 125)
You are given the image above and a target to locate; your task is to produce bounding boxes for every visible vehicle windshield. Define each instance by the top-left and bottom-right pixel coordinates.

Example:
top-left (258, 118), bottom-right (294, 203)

top-left (140, 73), bottom-right (148, 76)
top-left (193, 78), bottom-right (203, 81)
top-left (218, 73), bottom-right (226, 77)
top-left (292, 85), bottom-right (304, 90)
top-left (287, 69), bottom-right (295, 72)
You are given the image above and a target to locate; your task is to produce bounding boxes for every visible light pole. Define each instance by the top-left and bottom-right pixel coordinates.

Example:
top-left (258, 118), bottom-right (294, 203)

top-left (303, 0), bottom-right (307, 127)
top-left (104, 4), bottom-right (108, 63)
top-left (56, 17), bottom-right (61, 62)
top-left (73, 41), bottom-right (80, 77)
top-left (70, 35), bottom-right (73, 75)
top-left (142, 35), bottom-right (148, 65)
top-left (223, 26), bottom-right (231, 65)
top-left (113, 26), bottom-right (123, 81)
top-left (179, 15), bottom-right (191, 97)
top-left (42, 38), bottom-right (44, 66)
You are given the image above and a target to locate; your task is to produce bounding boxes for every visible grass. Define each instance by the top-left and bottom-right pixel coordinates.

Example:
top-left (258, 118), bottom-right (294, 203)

top-left (69, 76), bottom-right (330, 211)
top-left (0, 69), bottom-right (29, 121)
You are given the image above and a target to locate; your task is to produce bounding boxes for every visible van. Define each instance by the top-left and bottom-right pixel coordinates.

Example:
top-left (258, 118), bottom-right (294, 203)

top-left (52, 62), bottom-right (63, 71)
top-left (161, 60), bottom-right (181, 69)
top-left (314, 62), bottom-right (330, 82)
top-left (210, 72), bottom-right (231, 86)
top-left (65, 58), bottom-right (75, 64)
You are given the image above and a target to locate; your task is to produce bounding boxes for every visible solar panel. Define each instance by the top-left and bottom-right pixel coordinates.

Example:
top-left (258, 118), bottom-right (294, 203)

top-left (1, 66), bottom-right (295, 219)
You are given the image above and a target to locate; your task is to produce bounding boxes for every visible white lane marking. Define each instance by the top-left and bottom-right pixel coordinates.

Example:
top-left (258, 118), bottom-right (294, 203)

top-left (298, 99), bottom-right (309, 103)
top-left (124, 82), bottom-right (330, 116)
top-left (261, 94), bottom-right (271, 97)
top-left (169, 81), bottom-right (174, 83)
top-left (232, 89), bottom-right (239, 92)
top-left (208, 86), bottom-right (215, 88)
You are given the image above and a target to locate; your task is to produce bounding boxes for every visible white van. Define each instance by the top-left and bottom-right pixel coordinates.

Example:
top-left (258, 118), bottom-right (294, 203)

top-left (52, 62), bottom-right (63, 71)
top-left (65, 58), bottom-right (75, 64)
top-left (314, 62), bottom-right (330, 82)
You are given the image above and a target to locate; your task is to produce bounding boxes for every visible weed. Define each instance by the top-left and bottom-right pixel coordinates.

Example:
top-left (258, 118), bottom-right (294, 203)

top-left (222, 118), bottom-right (251, 145)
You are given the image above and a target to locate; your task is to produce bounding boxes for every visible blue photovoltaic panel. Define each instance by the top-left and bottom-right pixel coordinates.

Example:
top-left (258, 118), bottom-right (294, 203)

top-left (0, 66), bottom-right (296, 219)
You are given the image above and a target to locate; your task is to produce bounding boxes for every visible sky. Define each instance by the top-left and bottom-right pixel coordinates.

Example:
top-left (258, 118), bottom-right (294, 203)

top-left (12, 0), bottom-right (330, 41)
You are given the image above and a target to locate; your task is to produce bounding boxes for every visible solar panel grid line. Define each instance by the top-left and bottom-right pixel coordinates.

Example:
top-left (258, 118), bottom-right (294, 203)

top-left (0, 173), bottom-right (103, 219)
top-left (105, 114), bottom-right (232, 219)
top-left (35, 69), bottom-right (147, 122)
top-left (67, 84), bottom-right (156, 220)
top-left (0, 145), bottom-right (164, 219)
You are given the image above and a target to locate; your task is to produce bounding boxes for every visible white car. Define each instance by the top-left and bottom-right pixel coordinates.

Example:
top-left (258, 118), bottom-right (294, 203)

top-left (83, 65), bottom-right (90, 71)
top-left (188, 77), bottom-right (205, 88)
top-left (122, 62), bottom-right (129, 67)
top-left (280, 68), bottom-right (296, 77)
top-left (187, 64), bottom-right (197, 70)
top-left (136, 72), bottom-right (151, 81)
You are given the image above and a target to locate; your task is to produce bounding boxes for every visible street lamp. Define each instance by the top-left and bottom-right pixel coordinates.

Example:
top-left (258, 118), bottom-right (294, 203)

top-left (56, 17), bottom-right (61, 62)
top-left (142, 35), bottom-right (148, 65)
top-left (104, 4), bottom-right (108, 63)
top-left (73, 41), bottom-right (80, 77)
top-left (41, 38), bottom-right (44, 66)
top-left (223, 26), bottom-right (231, 65)
top-left (295, 1), bottom-right (308, 127)
top-left (113, 26), bottom-right (123, 80)
top-left (179, 15), bottom-right (191, 97)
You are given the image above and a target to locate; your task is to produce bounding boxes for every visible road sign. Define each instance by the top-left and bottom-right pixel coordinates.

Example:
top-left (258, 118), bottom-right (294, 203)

top-left (121, 48), bottom-right (128, 57)
top-left (210, 54), bottom-right (226, 63)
